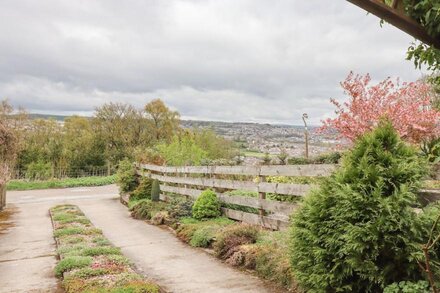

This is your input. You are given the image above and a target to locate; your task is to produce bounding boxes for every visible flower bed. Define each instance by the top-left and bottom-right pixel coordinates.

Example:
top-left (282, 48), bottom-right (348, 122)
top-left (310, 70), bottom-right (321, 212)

top-left (50, 204), bottom-right (160, 293)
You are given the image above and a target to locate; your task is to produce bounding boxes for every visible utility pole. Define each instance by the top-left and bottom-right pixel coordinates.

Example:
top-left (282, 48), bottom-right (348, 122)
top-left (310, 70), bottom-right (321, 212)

top-left (302, 113), bottom-right (309, 159)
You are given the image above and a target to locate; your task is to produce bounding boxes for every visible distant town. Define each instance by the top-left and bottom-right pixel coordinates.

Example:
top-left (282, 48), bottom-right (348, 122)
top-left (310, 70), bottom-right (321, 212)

top-left (28, 113), bottom-right (340, 161)
top-left (182, 120), bottom-right (339, 159)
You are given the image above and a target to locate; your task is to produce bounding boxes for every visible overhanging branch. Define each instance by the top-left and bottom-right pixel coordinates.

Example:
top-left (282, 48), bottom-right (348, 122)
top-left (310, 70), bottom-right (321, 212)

top-left (347, 0), bottom-right (440, 50)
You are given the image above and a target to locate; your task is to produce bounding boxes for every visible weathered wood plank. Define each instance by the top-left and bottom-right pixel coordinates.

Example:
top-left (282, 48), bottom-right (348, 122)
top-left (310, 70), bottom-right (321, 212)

top-left (419, 189), bottom-right (440, 205)
top-left (221, 208), bottom-right (290, 230)
top-left (153, 174), bottom-right (310, 196)
top-left (259, 164), bottom-right (336, 177)
top-left (160, 185), bottom-right (200, 198)
top-left (160, 184), bottom-right (298, 214)
top-left (259, 182), bottom-right (312, 196)
top-left (140, 164), bottom-right (336, 177)
top-left (152, 174), bottom-right (258, 191)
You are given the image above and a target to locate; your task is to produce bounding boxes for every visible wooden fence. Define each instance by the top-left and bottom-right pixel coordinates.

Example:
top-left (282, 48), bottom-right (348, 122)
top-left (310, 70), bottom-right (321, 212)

top-left (136, 164), bottom-right (440, 230)
top-left (0, 184), bottom-right (5, 210)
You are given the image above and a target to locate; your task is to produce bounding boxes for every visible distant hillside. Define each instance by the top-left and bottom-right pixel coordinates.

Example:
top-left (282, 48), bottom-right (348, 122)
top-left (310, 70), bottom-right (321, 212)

top-left (29, 113), bottom-right (69, 121)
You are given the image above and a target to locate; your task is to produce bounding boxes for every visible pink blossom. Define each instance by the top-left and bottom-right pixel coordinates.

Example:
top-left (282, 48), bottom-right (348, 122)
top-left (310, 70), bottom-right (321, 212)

top-left (320, 72), bottom-right (440, 144)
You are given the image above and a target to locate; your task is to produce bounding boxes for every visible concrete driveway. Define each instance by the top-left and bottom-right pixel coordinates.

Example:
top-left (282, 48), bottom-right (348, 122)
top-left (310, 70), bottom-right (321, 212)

top-left (0, 185), bottom-right (278, 293)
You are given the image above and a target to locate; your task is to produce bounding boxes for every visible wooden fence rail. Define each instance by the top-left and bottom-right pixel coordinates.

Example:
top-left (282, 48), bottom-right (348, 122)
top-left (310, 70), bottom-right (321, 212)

top-left (136, 163), bottom-right (440, 230)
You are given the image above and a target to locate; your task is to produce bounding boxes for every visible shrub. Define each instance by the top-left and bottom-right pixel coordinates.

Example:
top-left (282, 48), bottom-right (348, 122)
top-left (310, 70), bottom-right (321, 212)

top-left (25, 161), bottom-right (52, 180)
top-left (290, 121), bottom-right (428, 292)
top-left (150, 179), bottom-right (160, 202)
top-left (314, 151), bottom-right (342, 164)
top-left (287, 157), bottom-right (310, 165)
top-left (54, 256), bottom-right (93, 277)
top-left (189, 226), bottom-right (217, 247)
top-left (192, 189), bottom-right (221, 220)
top-left (116, 159), bottom-right (138, 194)
top-left (176, 217), bottom-right (233, 244)
top-left (214, 224), bottom-right (260, 259)
top-left (253, 232), bottom-right (296, 288)
top-left (130, 177), bottom-right (152, 201)
top-left (165, 197), bottom-right (193, 219)
top-left (129, 199), bottom-right (153, 220)
top-left (421, 137), bottom-right (440, 165)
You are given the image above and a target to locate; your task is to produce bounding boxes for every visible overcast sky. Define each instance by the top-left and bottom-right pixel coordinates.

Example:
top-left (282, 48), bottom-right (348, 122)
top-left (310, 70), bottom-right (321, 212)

top-left (0, 0), bottom-right (425, 125)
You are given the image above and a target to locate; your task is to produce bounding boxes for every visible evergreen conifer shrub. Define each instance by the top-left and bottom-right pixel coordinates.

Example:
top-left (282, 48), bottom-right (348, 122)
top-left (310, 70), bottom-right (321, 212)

top-left (192, 189), bottom-right (221, 220)
top-left (290, 121), bottom-right (428, 292)
top-left (151, 179), bottom-right (160, 202)
top-left (130, 177), bottom-right (153, 201)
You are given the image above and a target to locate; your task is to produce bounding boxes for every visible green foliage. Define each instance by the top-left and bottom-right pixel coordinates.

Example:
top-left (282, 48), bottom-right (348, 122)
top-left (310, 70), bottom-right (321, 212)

top-left (80, 246), bottom-right (122, 257)
top-left (287, 157), bottom-right (309, 165)
top-left (214, 224), bottom-right (260, 259)
top-left (130, 177), bottom-right (152, 201)
top-left (176, 217), bottom-right (234, 244)
top-left (129, 199), bottom-right (154, 220)
top-left (92, 236), bottom-right (111, 246)
top-left (403, 0), bottom-right (440, 78)
top-left (54, 256), bottom-right (93, 277)
top-left (25, 161), bottom-right (52, 180)
top-left (416, 202), bottom-right (440, 278)
top-left (54, 227), bottom-right (87, 237)
top-left (421, 137), bottom-right (440, 164)
top-left (150, 179), bottom-right (160, 202)
top-left (405, 0), bottom-right (440, 39)
top-left (262, 152), bottom-right (272, 165)
top-left (287, 151), bottom-right (342, 165)
top-left (192, 189), bottom-right (221, 220)
top-left (157, 132), bottom-right (208, 166)
top-left (165, 197), bottom-right (194, 219)
top-left (189, 226), bottom-right (217, 247)
top-left (128, 199), bottom-right (167, 220)
top-left (68, 267), bottom-right (110, 279)
top-left (290, 121), bottom-right (428, 292)
top-left (383, 280), bottom-right (431, 293)
top-left (193, 129), bottom-right (236, 161)
top-left (106, 255), bottom-right (131, 266)
top-left (116, 159), bottom-right (138, 194)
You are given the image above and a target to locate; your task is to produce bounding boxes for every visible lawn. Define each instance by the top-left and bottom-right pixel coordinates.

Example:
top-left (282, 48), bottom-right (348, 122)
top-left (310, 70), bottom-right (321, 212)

top-left (6, 175), bottom-right (116, 191)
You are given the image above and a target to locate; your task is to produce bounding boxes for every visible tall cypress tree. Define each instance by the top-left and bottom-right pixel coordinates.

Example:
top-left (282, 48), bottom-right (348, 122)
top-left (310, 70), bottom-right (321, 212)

top-left (290, 120), bottom-right (428, 292)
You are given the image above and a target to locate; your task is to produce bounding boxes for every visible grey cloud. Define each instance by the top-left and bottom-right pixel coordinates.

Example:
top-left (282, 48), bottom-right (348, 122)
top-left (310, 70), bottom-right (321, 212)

top-left (0, 0), bottom-right (425, 125)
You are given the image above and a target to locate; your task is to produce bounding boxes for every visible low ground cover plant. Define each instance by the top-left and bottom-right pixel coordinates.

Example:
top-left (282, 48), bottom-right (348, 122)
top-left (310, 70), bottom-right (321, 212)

top-left (7, 175), bottom-right (116, 191)
top-left (50, 204), bottom-right (159, 293)
top-left (129, 199), bottom-right (168, 220)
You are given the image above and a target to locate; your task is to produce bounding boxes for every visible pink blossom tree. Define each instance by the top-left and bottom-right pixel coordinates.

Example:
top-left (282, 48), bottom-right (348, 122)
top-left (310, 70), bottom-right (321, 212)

top-left (321, 72), bottom-right (440, 144)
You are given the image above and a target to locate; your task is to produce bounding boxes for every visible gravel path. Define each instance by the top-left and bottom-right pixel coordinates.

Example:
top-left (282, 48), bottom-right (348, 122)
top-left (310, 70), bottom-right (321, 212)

top-left (0, 185), bottom-right (275, 293)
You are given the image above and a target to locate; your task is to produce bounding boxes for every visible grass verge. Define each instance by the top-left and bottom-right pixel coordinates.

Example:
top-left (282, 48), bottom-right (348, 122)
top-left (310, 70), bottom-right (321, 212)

top-left (50, 204), bottom-right (160, 293)
top-left (7, 175), bottom-right (116, 191)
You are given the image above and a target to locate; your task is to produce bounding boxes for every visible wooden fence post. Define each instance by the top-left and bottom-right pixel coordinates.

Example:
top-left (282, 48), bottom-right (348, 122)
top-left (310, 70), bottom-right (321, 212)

top-left (0, 184), bottom-right (6, 210)
top-left (258, 167), bottom-right (266, 217)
